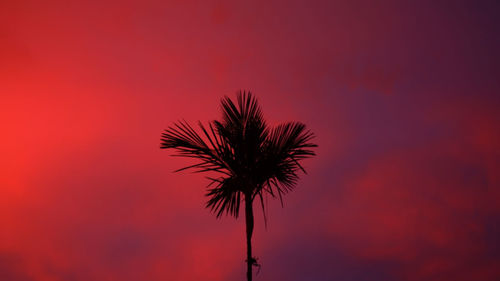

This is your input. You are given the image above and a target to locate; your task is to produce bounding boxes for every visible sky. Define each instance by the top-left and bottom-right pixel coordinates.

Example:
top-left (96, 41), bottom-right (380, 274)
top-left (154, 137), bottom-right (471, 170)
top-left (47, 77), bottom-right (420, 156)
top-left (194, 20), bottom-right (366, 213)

top-left (1, 0), bottom-right (499, 280)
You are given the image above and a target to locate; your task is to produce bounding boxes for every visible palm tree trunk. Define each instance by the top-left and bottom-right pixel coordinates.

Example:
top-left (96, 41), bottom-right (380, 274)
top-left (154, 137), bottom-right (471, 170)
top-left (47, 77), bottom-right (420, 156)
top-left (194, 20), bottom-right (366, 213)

top-left (245, 193), bottom-right (254, 281)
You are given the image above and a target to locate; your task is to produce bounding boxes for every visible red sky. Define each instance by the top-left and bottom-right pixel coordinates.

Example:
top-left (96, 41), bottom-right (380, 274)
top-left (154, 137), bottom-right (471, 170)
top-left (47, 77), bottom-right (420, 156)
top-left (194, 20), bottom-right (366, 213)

top-left (1, 0), bottom-right (499, 280)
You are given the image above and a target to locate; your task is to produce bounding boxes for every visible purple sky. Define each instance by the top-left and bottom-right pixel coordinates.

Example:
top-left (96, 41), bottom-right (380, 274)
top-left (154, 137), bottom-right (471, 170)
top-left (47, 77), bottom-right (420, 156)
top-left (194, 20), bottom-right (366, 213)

top-left (1, 0), bottom-right (499, 280)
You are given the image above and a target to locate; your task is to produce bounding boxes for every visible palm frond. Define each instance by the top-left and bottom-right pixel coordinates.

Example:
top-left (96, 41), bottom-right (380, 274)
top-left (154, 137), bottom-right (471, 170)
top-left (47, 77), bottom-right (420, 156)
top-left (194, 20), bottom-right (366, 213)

top-left (160, 120), bottom-right (232, 175)
top-left (205, 177), bottom-right (242, 218)
top-left (257, 122), bottom-right (317, 203)
top-left (217, 91), bottom-right (270, 187)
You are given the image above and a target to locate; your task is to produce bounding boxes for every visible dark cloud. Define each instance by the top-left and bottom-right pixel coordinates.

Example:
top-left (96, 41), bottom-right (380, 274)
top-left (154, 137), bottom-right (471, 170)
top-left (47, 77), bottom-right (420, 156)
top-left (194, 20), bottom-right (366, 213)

top-left (0, 254), bottom-right (34, 281)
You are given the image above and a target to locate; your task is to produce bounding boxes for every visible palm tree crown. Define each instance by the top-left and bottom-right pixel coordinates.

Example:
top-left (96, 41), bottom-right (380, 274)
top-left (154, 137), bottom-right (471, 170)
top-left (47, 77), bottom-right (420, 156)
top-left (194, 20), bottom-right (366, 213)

top-left (161, 91), bottom-right (316, 217)
top-left (160, 91), bottom-right (316, 280)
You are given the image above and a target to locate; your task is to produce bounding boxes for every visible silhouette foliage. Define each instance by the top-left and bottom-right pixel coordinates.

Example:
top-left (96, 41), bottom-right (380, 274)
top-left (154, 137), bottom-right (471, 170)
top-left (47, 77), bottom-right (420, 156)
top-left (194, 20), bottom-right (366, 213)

top-left (160, 91), bottom-right (316, 280)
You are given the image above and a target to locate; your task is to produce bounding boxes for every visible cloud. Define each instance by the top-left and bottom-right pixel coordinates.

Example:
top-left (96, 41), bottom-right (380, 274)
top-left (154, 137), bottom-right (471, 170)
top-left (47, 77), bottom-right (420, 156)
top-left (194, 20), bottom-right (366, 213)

top-left (1, 0), bottom-right (499, 280)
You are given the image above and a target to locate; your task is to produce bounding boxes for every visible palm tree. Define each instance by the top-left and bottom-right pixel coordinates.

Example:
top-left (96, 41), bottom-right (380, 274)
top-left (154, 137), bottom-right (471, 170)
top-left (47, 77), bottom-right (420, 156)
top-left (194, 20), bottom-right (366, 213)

top-left (160, 91), bottom-right (316, 281)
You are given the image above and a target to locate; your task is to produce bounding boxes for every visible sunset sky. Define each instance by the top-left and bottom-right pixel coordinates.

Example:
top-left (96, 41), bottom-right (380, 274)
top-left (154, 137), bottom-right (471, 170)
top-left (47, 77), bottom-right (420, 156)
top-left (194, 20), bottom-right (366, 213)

top-left (1, 0), bottom-right (500, 280)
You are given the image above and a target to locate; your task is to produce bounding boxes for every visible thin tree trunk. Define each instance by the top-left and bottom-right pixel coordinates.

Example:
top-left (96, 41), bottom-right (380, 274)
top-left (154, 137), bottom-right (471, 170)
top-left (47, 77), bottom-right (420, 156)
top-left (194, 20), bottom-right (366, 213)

top-left (245, 193), bottom-right (254, 281)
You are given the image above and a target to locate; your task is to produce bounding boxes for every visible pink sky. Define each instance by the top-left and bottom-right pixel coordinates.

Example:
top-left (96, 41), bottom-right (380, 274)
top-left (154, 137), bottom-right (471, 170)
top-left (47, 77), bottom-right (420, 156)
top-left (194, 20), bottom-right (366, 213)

top-left (1, 0), bottom-right (499, 280)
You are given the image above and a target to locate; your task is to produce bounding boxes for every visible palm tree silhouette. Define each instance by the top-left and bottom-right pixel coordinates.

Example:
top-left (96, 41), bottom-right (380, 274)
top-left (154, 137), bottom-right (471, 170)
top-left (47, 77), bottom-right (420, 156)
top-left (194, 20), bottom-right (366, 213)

top-left (160, 91), bottom-right (316, 281)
